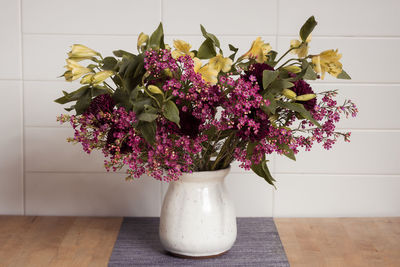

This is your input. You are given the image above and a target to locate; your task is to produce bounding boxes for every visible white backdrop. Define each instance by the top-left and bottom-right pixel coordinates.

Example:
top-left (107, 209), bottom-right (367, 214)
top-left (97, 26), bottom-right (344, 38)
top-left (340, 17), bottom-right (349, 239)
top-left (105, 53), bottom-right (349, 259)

top-left (1, 0), bottom-right (399, 217)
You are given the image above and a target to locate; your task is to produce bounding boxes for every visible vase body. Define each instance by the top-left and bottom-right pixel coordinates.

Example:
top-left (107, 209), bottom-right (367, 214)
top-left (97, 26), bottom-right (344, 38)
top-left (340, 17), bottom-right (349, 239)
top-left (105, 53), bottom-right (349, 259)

top-left (159, 167), bottom-right (237, 257)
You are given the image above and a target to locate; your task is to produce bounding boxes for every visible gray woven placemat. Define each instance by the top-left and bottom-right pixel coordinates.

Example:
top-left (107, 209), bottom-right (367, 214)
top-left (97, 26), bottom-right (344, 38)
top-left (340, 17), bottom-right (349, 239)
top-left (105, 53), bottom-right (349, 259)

top-left (108, 217), bottom-right (289, 267)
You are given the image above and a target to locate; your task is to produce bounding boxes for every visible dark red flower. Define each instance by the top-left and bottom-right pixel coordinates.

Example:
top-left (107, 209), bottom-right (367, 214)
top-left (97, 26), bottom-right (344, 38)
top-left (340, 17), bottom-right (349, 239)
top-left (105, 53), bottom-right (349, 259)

top-left (243, 63), bottom-right (275, 91)
top-left (85, 94), bottom-right (115, 116)
top-left (291, 80), bottom-right (317, 111)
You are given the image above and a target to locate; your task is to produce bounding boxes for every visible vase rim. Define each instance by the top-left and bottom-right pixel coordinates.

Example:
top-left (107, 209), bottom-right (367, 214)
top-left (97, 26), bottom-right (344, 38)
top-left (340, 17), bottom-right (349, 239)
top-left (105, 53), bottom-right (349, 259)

top-left (177, 166), bottom-right (231, 182)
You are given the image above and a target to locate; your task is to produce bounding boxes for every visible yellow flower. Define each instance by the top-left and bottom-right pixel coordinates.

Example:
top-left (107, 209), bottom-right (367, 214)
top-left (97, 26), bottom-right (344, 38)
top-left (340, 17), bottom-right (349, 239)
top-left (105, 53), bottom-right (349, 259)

top-left (312, 49), bottom-right (343, 79)
top-left (283, 65), bottom-right (302, 73)
top-left (209, 54), bottom-right (233, 73)
top-left (67, 44), bottom-right (99, 61)
top-left (282, 89), bottom-right (297, 100)
top-left (80, 73), bottom-right (94, 84)
top-left (137, 32), bottom-right (149, 52)
top-left (290, 34), bottom-right (311, 58)
top-left (91, 70), bottom-right (114, 85)
top-left (241, 37), bottom-right (272, 63)
top-left (193, 57), bottom-right (219, 85)
top-left (171, 40), bottom-right (194, 59)
top-left (64, 59), bottom-right (92, 81)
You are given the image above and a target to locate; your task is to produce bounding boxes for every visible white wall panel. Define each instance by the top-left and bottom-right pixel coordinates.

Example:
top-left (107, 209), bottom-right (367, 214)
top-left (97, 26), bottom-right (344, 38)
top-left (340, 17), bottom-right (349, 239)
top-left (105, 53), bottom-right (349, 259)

top-left (275, 131), bottom-right (400, 175)
top-left (26, 172), bottom-right (161, 216)
top-left (0, 0), bottom-right (21, 79)
top-left (163, 0), bottom-right (277, 35)
top-left (274, 174), bottom-right (400, 217)
top-left (278, 0), bottom-right (400, 36)
top-left (22, 0), bottom-right (160, 34)
top-left (0, 81), bottom-right (23, 214)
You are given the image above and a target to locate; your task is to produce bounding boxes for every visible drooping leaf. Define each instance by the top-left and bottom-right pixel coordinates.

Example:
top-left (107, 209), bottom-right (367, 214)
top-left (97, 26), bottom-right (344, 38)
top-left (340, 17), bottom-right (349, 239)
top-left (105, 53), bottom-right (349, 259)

top-left (300, 16), bottom-right (317, 42)
top-left (197, 38), bottom-right (217, 59)
top-left (163, 100), bottom-right (180, 126)
top-left (277, 101), bottom-right (321, 127)
top-left (251, 158), bottom-right (276, 186)
top-left (337, 69), bottom-right (351, 79)
top-left (262, 70), bottom-right (279, 89)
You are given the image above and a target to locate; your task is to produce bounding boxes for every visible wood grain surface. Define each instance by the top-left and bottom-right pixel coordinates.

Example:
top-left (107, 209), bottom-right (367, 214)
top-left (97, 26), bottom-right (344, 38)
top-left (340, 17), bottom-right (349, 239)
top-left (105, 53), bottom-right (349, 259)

top-left (0, 216), bottom-right (399, 267)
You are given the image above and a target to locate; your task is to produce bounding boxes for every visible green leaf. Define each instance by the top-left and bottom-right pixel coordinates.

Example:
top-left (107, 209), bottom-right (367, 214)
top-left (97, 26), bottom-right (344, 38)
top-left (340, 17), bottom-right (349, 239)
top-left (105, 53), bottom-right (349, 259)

top-left (277, 101), bottom-right (321, 127)
top-left (197, 38), bottom-right (217, 59)
top-left (113, 50), bottom-right (134, 58)
top-left (337, 70), bottom-right (351, 79)
top-left (261, 93), bottom-right (277, 114)
top-left (148, 23), bottom-right (165, 49)
top-left (303, 65), bottom-right (318, 80)
top-left (200, 25), bottom-right (220, 48)
top-left (54, 85), bottom-right (90, 104)
top-left (132, 98), bottom-right (152, 114)
top-left (112, 88), bottom-right (132, 110)
top-left (138, 121), bottom-right (156, 145)
top-left (278, 143), bottom-right (296, 161)
top-left (251, 158), bottom-right (276, 186)
top-left (102, 57), bottom-right (118, 71)
top-left (74, 89), bottom-right (92, 115)
top-left (269, 79), bottom-right (294, 90)
top-left (163, 100), bottom-right (180, 126)
top-left (138, 112), bottom-right (158, 122)
top-left (246, 141), bottom-right (259, 158)
top-left (228, 44), bottom-right (239, 61)
top-left (300, 16), bottom-right (317, 42)
top-left (262, 70), bottom-right (279, 89)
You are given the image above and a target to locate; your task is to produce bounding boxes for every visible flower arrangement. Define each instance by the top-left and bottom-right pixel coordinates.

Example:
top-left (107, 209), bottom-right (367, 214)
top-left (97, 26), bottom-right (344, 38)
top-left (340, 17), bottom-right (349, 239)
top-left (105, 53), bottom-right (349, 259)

top-left (55, 16), bottom-right (357, 185)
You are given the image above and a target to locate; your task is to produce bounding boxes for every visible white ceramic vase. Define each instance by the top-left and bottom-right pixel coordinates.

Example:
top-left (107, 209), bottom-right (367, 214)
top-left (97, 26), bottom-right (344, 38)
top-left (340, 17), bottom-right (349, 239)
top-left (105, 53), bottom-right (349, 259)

top-left (159, 167), bottom-right (237, 258)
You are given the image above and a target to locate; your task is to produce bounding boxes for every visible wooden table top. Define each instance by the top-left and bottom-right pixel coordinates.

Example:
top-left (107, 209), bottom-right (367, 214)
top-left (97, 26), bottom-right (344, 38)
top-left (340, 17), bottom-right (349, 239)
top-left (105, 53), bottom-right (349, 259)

top-left (0, 216), bottom-right (399, 267)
